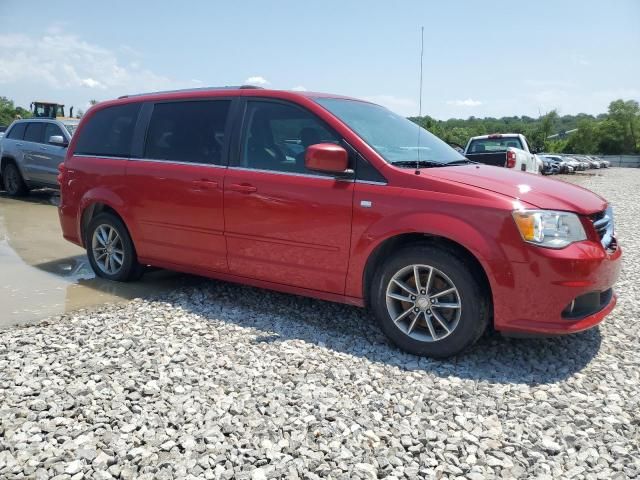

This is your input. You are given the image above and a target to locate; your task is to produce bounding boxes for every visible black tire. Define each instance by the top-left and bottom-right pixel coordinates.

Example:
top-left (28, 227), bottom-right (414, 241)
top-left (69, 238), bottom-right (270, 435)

top-left (370, 244), bottom-right (489, 358)
top-left (2, 162), bottom-right (29, 196)
top-left (85, 212), bottom-right (144, 282)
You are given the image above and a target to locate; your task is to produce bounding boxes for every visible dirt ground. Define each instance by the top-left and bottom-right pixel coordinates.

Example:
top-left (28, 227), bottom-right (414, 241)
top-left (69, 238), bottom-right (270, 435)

top-left (0, 190), bottom-right (197, 328)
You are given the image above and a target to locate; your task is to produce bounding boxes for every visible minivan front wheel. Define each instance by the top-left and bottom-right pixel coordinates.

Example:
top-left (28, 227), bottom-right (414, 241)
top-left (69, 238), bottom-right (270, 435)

top-left (2, 162), bottom-right (29, 196)
top-left (371, 244), bottom-right (489, 358)
top-left (86, 213), bottom-right (143, 282)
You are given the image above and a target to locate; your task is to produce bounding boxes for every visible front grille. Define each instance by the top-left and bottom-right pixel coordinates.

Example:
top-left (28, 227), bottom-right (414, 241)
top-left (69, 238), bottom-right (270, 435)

top-left (590, 207), bottom-right (615, 250)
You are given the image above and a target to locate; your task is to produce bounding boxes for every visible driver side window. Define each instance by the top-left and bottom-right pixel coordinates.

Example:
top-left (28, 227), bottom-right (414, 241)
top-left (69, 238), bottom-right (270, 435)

top-left (240, 101), bottom-right (339, 175)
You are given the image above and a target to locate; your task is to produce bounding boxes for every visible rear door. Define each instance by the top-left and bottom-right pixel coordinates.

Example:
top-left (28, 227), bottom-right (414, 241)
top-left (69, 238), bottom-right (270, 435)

top-left (1, 122), bottom-right (27, 165)
top-left (28, 122), bottom-right (67, 186)
top-left (223, 99), bottom-right (354, 294)
top-left (21, 122), bottom-right (46, 181)
top-left (125, 98), bottom-right (234, 271)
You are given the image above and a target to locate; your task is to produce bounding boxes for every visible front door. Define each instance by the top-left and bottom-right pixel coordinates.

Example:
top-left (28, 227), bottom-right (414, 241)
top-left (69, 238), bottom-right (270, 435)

top-left (224, 100), bottom-right (354, 294)
top-left (21, 122), bottom-right (45, 183)
top-left (28, 123), bottom-right (67, 186)
top-left (125, 99), bottom-right (233, 271)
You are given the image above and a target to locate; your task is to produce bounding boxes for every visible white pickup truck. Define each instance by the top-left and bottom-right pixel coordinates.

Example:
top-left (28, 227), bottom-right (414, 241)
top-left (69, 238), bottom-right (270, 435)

top-left (464, 133), bottom-right (541, 174)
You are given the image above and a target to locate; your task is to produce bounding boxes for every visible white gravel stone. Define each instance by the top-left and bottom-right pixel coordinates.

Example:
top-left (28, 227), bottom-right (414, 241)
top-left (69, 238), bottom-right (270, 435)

top-left (0, 169), bottom-right (638, 479)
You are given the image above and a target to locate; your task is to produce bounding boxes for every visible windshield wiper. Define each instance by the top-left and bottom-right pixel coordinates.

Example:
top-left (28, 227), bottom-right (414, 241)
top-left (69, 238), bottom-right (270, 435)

top-left (444, 158), bottom-right (479, 165)
top-left (391, 160), bottom-right (447, 169)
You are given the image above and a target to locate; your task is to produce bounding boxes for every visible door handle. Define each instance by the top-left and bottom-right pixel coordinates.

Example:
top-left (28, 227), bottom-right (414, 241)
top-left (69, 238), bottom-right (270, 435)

top-left (191, 179), bottom-right (219, 190)
top-left (228, 183), bottom-right (257, 193)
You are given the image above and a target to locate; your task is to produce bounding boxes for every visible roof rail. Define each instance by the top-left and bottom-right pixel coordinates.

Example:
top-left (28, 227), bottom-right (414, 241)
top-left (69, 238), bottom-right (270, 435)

top-left (118, 85), bottom-right (264, 99)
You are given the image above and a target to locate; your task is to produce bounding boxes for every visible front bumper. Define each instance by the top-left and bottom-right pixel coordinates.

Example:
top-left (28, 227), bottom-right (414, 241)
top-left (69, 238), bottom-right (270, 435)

top-left (492, 240), bottom-right (622, 336)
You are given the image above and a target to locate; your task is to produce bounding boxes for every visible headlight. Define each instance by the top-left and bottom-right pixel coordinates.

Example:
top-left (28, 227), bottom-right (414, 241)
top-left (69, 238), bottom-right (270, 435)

top-left (512, 210), bottom-right (586, 248)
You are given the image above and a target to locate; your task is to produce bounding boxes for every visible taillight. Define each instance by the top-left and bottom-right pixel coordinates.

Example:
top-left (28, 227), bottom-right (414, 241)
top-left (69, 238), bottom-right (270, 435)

top-left (506, 150), bottom-right (516, 168)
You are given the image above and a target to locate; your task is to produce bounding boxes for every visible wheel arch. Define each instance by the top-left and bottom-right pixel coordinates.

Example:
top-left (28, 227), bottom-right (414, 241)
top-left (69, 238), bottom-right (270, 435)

top-left (1, 154), bottom-right (19, 174)
top-left (362, 232), bottom-right (494, 319)
top-left (80, 202), bottom-right (124, 247)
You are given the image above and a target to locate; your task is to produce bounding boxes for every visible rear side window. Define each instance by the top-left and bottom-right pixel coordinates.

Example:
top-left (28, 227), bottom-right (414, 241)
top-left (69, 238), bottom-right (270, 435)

top-left (144, 100), bottom-right (231, 164)
top-left (74, 103), bottom-right (141, 157)
top-left (24, 123), bottom-right (45, 143)
top-left (6, 123), bottom-right (26, 140)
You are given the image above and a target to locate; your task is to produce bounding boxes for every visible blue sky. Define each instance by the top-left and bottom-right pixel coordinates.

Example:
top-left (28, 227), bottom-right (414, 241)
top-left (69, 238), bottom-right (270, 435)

top-left (0, 0), bottom-right (638, 119)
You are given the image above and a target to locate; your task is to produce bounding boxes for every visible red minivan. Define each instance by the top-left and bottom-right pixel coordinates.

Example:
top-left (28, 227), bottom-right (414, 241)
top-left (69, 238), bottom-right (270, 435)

top-left (58, 87), bottom-right (621, 357)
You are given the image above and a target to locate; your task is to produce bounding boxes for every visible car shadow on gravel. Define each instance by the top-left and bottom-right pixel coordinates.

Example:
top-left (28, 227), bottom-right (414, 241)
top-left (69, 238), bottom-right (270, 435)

top-left (167, 280), bottom-right (602, 386)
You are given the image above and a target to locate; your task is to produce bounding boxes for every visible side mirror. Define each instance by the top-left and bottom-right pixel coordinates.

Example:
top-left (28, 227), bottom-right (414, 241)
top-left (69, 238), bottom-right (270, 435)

top-left (49, 135), bottom-right (68, 147)
top-left (305, 143), bottom-right (349, 175)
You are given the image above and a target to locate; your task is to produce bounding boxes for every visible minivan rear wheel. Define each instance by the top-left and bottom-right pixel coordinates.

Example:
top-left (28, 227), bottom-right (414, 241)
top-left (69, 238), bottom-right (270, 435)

top-left (86, 213), bottom-right (143, 282)
top-left (371, 244), bottom-right (489, 358)
top-left (2, 162), bottom-right (29, 196)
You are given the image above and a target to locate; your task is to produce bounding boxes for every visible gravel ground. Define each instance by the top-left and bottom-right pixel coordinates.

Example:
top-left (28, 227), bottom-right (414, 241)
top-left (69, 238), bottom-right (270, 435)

top-left (1, 168), bottom-right (638, 479)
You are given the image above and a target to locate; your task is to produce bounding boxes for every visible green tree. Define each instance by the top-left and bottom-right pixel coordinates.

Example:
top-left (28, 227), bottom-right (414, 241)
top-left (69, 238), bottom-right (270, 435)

top-left (563, 119), bottom-right (598, 154)
top-left (0, 97), bottom-right (32, 125)
top-left (597, 118), bottom-right (625, 154)
top-left (607, 99), bottom-right (639, 153)
top-left (539, 110), bottom-right (558, 148)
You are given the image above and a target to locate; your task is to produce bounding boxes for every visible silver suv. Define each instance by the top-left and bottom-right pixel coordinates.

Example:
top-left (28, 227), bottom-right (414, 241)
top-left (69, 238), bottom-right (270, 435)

top-left (0, 118), bottom-right (78, 196)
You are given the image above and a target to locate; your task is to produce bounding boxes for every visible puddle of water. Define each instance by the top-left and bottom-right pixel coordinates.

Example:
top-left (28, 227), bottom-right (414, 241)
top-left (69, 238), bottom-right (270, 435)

top-left (0, 190), bottom-right (200, 328)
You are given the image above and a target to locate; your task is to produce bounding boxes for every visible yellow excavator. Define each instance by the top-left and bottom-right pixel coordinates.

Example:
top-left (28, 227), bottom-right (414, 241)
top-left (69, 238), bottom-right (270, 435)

top-left (30, 101), bottom-right (74, 120)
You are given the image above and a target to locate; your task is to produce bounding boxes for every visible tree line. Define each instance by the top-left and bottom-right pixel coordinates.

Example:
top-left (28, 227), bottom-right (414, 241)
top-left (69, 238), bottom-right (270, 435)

top-left (0, 97), bottom-right (32, 126)
top-left (2, 95), bottom-right (638, 155)
top-left (0, 97), bottom-right (100, 126)
top-left (410, 99), bottom-right (640, 155)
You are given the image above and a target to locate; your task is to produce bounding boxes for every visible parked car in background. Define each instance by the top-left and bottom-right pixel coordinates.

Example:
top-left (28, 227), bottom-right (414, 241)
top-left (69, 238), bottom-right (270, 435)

top-left (580, 155), bottom-right (600, 169)
top-left (0, 125), bottom-right (7, 138)
top-left (58, 86), bottom-right (621, 358)
top-left (540, 157), bottom-right (557, 175)
top-left (573, 155), bottom-right (598, 169)
top-left (0, 118), bottom-right (79, 195)
top-left (588, 156), bottom-right (609, 168)
top-left (540, 155), bottom-right (574, 174)
top-left (562, 156), bottom-right (586, 171)
top-left (464, 133), bottom-right (539, 173)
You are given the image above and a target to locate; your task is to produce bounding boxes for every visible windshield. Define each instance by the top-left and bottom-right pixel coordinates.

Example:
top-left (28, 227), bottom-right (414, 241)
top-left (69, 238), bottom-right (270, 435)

top-left (314, 98), bottom-right (464, 164)
top-left (467, 137), bottom-right (523, 153)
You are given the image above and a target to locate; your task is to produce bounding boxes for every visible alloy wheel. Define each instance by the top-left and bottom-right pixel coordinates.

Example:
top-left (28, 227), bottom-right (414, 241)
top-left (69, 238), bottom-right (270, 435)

top-left (385, 264), bottom-right (462, 342)
top-left (91, 224), bottom-right (125, 275)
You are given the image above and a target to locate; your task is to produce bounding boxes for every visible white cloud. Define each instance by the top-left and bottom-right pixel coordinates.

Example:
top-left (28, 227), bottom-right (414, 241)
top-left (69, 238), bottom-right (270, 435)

top-left (446, 98), bottom-right (483, 107)
top-left (363, 95), bottom-right (417, 116)
top-left (0, 31), bottom-right (182, 107)
top-left (291, 85), bottom-right (307, 91)
top-left (79, 78), bottom-right (105, 89)
top-left (244, 76), bottom-right (269, 86)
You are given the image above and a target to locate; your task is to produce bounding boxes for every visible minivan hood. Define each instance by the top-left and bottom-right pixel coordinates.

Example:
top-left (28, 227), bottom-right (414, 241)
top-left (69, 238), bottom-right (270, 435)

top-left (425, 165), bottom-right (607, 214)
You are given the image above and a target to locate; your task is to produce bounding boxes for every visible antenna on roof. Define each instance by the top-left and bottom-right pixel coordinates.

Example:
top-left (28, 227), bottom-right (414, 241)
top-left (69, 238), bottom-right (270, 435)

top-left (415, 26), bottom-right (424, 175)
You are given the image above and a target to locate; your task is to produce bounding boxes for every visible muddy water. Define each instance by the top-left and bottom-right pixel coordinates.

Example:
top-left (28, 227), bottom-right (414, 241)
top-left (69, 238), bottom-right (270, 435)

top-left (0, 190), bottom-right (199, 328)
